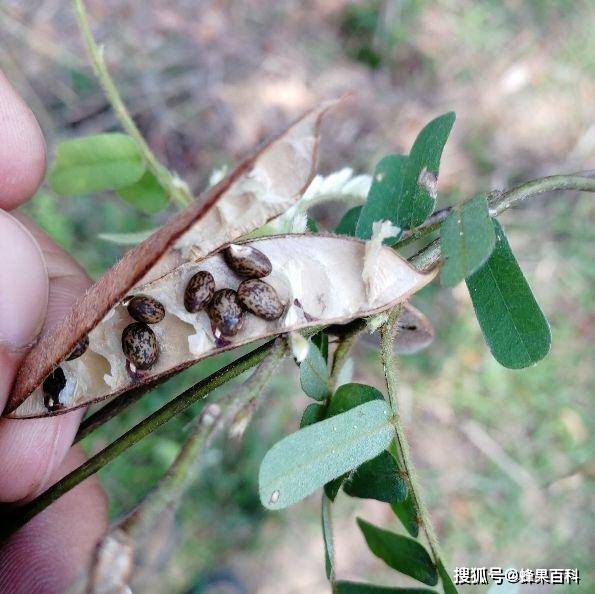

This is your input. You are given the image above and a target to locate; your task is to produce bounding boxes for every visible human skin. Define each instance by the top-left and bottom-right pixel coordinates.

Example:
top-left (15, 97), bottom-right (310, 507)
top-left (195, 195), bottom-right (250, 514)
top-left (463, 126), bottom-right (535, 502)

top-left (0, 70), bottom-right (108, 593)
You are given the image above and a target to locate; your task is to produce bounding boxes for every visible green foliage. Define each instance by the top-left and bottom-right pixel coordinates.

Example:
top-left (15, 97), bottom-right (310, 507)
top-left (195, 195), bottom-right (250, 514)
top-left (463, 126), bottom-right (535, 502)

top-left (391, 492), bottom-right (420, 538)
top-left (343, 450), bottom-right (408, 503)
top-left (440, 194), bottom-right (496, 286)
top-left (397, 112), bottom-right (456, 229)
top-left (300, 402), bottom-right (327, 428)
top-left (49, 133), bottom-right (145, 195)
top-left (300, 341), bottom-right (330, 401)
top-left (258, 400), bottom-right (394, 510)
top-left (466, 219), bottom-right (551, 368)
top-left (336, 582), bottom-right (437, 594)
top-left (336, 205), bottom-right (364, 236)
top-left (357, 518), bottom-right (438, 586)
top-left (117, 171), bottom-right (168, 214)
top-left (437, 560), bottom-right (459, 594)
top-left (327, 383), bottom-right (384, 417)
top-left (356, 154), bottom-right (408, 241)
top-left (321, 494), bottom-right (335, 581)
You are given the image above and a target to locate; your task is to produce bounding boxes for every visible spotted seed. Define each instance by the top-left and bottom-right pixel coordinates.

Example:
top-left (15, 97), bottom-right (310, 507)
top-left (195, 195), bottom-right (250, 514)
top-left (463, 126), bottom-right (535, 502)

top-left (43, 367), bottom-right (67, 412)
top-left (223, 244), bottom-right (272, 278)
top-left (184, 271), bottom-right (215, 313)
top-left (207, 289), bottom-right (245, 336)
top-left (121, 322), bottom-right (159, 370)
top-left (66, 335), bottom-right (89, 360)
top-left (127, 295), bottom-right (165, 324)
top-left (237, 279), bottom-right (285, 320)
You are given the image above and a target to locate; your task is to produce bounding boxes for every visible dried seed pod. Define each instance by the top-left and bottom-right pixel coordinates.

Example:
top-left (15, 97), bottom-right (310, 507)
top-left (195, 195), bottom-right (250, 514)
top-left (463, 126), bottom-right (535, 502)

top-left (66, 335), bottom-right (89, 361)
top-left (184, 271), bottom-right (215, 313)
top-left (121, 323), bottom-right (159, 370)
top-left (43, 367), bottom-right (67, 411)
top-left (127, 295), bottom-right (165, 324)
top-left (207, 289), bottom-right (245, 336)
top-left (223, 244), bottom-right (272, 278)
top-left (237, 279), bottom-right (285, 320)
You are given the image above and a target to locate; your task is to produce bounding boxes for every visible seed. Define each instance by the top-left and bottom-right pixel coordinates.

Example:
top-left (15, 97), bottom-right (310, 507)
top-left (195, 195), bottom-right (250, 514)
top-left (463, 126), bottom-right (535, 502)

top-left (43, 367), bottom-right (67, 412)
top-left (223, 244), bottom-right (272, 278)
top-left (66, 335), bottom-right (89, 360)
top-left (237, 279), bottom-right (285, 320)
top-left (127, 295), bottom-right (165, 324)
top-left (184, 271), bottom-right (215, 313)
top-left (121, 322), bottom-right (159, 370)
top-left (207, 289), bottom-right (245, 336)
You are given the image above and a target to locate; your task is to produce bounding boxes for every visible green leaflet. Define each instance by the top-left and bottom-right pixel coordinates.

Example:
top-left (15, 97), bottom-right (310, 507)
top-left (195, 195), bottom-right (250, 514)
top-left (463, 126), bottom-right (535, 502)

top-left (336, 205), bottom-right (364, 236)
top-left (300, 403), bottom-right (327, 428)
top-left (440, 194), bottom-right (496, 287)
top-left (396, 112), bottom-right (456, 229)
top-left (321, 494), bottom-right (335, 581)
top-left (466, 219), bottom-right (551, 369)
top-left (324, 475), bottom-right (345, 501)
top-left (259, 400), bottom-right (394, 510)
top-left (336, 582), bottom-right (437, 594)
top-left (327, 383), bottom-right (384, 417)
top-left (437, 560), bottom-right (459, 594)
top-left (49, 133), bottom-right (145, 195)
top-left (300, 341), bottom-right (330, 401)
top-left (357, 518), bottom-right (438, 586)
top-left (312, 331), bottom-right (329, 362)
top-left (391, 492), bottom-right (420, 538)
top-left (356, 154), bottom-right (408, 242)
top-left (344, 450), bottom-right (408, 503)
top-left (117, 170), bottom-right (168, 214)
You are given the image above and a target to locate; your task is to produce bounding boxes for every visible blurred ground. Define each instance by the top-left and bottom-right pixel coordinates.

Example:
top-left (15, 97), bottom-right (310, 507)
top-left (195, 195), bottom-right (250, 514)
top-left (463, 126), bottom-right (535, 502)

top-left (1, 1), bottom-right (594, 592)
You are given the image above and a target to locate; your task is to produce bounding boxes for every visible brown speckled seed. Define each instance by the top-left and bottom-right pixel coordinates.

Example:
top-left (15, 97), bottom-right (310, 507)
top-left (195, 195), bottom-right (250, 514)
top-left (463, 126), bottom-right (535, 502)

top-left (237, 279), bottom-right (285, 320)
top-left (127, 295), bottom-right (166, 324)
top-left (207, 289), bottom-right (245, 336)
top-left (223, 244), bottom-right (272, 278)
top-left (66, 335), bottom-right (89, 360)
top-left (122, 322), bottom-right (159, 370)
top-left (43, 367), bottom-right (67, 411)
top-left (184, 271), bottom-right (215, 313)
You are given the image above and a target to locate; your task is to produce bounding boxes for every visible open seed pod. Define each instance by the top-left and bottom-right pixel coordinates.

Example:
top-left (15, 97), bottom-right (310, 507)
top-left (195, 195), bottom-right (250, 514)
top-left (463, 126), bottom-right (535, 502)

top-left (5, 100), bottom-right (336, 416)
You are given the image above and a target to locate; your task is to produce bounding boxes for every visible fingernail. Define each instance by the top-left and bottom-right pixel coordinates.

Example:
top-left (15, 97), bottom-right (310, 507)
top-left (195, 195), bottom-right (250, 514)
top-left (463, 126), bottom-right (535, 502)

top-left (0, 210), bottom-right (48, 349)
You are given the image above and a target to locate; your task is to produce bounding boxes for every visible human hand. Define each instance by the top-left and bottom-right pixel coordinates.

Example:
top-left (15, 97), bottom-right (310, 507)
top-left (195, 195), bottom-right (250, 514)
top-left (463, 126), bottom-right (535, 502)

top-left (0, 71), bottom-right (107, 593)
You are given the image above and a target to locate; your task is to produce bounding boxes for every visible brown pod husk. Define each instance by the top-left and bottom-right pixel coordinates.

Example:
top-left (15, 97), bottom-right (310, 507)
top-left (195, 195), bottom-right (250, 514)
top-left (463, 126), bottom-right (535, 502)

top-left (127, 295), bottom-right (166, 324)
top-left (5, 100), bottom-right (337, 415)
top-left (66, 335), bottom-right (90, 361)
top-left (9, 234), bottom-right (436, 418)
top-left (237, 279), bottom-right (285, 320)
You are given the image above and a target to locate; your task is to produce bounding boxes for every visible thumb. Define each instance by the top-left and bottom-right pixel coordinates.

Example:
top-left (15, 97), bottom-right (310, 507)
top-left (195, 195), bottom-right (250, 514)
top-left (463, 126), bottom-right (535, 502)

top-left (0, 209), bottom-right (49, 410)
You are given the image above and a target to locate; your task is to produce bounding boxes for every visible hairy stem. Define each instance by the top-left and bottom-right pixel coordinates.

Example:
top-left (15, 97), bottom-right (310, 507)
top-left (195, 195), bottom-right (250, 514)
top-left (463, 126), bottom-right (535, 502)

top-left (72, 0), bottom-right (192, 207)
top-left (1, 340), bottom-right (276, 538)
top-left (380, 305), bottom-right (442, 565)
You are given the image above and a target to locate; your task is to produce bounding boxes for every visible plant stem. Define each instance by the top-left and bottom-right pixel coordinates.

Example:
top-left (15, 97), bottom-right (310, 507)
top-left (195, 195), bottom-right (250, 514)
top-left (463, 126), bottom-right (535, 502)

top-left (1, 340), bottom-right (276, 539)
top-left (380, 305), bottom-right (442, 566)
top-left (72, 0), bottom-right (192, 208)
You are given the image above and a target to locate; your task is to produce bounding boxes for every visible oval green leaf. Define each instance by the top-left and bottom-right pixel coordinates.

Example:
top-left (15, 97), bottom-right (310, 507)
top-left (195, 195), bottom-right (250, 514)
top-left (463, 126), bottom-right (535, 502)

top-left (336, 205), bottom-right (364, 236)
top-left (327, 383), bottom-right (384, 417)
top-left (300, 402), bottom-right (327, 428)
top-left (466, 219), bottom-right (551, 369)
top-left (391, 492), bottom-right (420, 538)
top-left (336, 582), bottom-right (437, 594)
top-left (117, 170), bottom-right (168, 214)
top-left (300, 341), bottom-right (330, 401)
top-left (49, 133), bottom-right (145, 195)
top-left (344, 450), bottom-right (408, 503)
top-left (440, 194), bottom-right (496, 287)
top-left (356, 154), bottom-right (408, 241)
top-left (322, 494), bottom-right (335, 581)
top-left (437, 560), bottom-right (459, 594)
top-left (259, 400), bottom-right (394, 510)
top-left (396, 112), bottom-right (456, 229)
top-left (357, 518), bottom-right (438, 586)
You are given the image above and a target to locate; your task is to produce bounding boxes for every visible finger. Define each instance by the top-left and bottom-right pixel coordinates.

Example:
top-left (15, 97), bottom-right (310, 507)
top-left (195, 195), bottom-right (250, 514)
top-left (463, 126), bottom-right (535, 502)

top-left (0, 217), bottom-right (92, 502)
top-left (0, 445), bottom-right (108, 594)
top-left (0, 70), bottom-right (46, 210)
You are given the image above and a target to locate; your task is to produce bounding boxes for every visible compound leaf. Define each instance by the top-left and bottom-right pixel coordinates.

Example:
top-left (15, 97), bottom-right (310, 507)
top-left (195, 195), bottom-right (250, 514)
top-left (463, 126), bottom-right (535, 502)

top-left (259, 400), bottom-right (394, 510)
top-left (49, 133), bottom-right (145, 195)
top-left (396, 113), bottom-right (455, 229)
top-left (440, 194), bottom-right (495, 286)
top-left (357, 518), bottom-right (438, 586)
top-left (117, 170), bottom-right (168, 214)
top-left (466, 219), bottom-right (551, 368)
